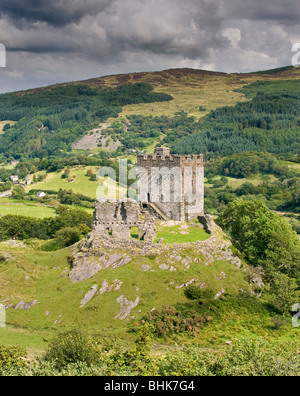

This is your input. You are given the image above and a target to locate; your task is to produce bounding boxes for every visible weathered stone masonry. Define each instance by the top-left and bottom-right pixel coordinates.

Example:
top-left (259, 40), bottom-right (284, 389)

top-left (137, 147), bottom-right (204, 222)
top-left (93, 198), bottom-right (157, 244)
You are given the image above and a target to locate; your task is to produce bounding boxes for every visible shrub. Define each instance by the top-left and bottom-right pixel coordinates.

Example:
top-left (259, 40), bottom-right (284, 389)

top-left (270, 317), bottom-right (287, 330)
top-left (269, 273), bottom-right (300, 315)
top-left (0, 345), bottom-right (27, 369)
top-left (43, 329), bottom-right (102, 369)
top-left (55, 227), bottom-right (81, 247)
top-left (214, 338), bottom-right (300, 376)
top-left (218, 199), bottom-right (300, 277)
top-left (158, 338), bottom-right (300, 376)
top-left (141, 306), bottom-right (206, 338)
top-left (157, 346), bottom-right (216, 376)
top-left (184, 286), bottom-right (215, 302)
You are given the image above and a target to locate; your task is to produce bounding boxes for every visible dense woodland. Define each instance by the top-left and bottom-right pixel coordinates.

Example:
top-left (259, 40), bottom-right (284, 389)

top-left (120, 91), bottom-right (300, 157)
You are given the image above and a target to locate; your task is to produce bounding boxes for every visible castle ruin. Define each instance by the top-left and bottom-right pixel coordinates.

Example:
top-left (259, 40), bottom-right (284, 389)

top-left (92, 148), bottom-right (204, 244)
top-left (93, 198), bottom-right (157, 244)
top-left (137, 147), bottom-right (204, 222)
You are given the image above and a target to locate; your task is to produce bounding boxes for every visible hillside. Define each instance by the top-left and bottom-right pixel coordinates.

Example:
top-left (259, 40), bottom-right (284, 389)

top-left (14, 66), bottom-right (300, 120)
top-left (0, 214), bottom-right (273, 356)
top-left (0, 66), bottom-right (300, 162)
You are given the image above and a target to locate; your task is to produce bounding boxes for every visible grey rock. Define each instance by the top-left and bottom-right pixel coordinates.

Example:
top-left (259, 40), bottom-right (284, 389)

top-left (115, 295), bottom-right (140, 320)
top-left (14, 301), bottom-right (25, 310)
top-left (214, 289), bottom-right (226, 300)
top-left (13, 300), bottom-right (39, 310)
top-left (141, 264), bottom-right (151, 271)
top-left (159, 264), bottom-right (169, 270)
top-left (69, 262), bottom-right (102, 283)
top-left (23, 300), bottom-right (39, 310)
top-left (80, 285), bottom-right (98, 308)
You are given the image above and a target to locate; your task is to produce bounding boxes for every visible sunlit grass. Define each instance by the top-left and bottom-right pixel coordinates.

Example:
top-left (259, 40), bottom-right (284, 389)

top-left (0, 202), bottom-right (56, 218)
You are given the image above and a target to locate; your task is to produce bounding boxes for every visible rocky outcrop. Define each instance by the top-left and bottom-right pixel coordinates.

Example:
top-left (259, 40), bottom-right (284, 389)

top-left (69, 214), bottom-right (242, 285)
top-left (115, 295), bottom-right (140, 320)
top-left (3, 300), bottom-right (40, 310)
top-left (69, 249), bottom-right (132, 283)
top-left (80, 285), bottom-right (98, 308)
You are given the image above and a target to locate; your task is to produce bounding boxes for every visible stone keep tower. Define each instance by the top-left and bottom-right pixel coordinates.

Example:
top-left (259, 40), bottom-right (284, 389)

top-left (137, 148), bottom-right (204, 222)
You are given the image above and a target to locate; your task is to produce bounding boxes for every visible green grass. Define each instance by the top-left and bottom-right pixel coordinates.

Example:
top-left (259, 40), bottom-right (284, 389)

top-left (0, 326), bottom-right (50, 354)
top-left (156, 223), bottom-right (210, 244)
top-left (279, 160), bottom-right (300, 170)
top-left (0, 202), bottom-right (56, 218)
top-left (25, 167), bottom-right (127, 200)
top-left (0, 226), bottom-right (298, 355)
top-left (0, 198), bottom-right (94, 218)
top-left (0, 224), bottom-right (249, 354)
top-left (228, 174), bottom-right (279, 190)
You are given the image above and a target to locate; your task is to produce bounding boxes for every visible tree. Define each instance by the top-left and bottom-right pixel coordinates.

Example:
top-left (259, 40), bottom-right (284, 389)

top-left (55, 227), bottom-right (81, 247)
top-left (217, 199), bottom-right (300, 277)
top-left (269, 273), bottom-right (300, 315)
top-left (3, 123), bottom-right (11, 132)
top-left (12, 185), bottom-right (25, 200)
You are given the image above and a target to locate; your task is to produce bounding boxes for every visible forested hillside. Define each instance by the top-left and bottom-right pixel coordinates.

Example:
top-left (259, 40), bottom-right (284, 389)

top-left (0, 84), bottom-right (172, 160)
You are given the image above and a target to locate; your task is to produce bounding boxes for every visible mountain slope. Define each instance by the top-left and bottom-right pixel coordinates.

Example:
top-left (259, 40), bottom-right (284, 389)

top-left (1, 66), bottom-right (300, 160)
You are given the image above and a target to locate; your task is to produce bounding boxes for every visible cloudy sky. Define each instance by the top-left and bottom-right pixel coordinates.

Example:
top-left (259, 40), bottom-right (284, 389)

top-left (0, 0), bottom-right (299, 93)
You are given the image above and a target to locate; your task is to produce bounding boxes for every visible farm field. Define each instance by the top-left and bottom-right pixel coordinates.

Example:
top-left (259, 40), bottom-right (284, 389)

top-left (25, 167), bottom-right (127, 200)
top-left (0, 201), bottom-right (56, 218)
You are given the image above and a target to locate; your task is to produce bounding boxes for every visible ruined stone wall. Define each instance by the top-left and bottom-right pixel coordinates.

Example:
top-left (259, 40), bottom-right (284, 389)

top-left (93, 199), bottom-right (157, 243)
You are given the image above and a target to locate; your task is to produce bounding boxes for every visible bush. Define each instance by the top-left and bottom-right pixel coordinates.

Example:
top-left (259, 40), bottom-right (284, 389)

top-left (55, 227), bottom-right (81, 247)
top-left (269, 273), bottom-right (300, 315)
top-left (0, 345), bottom-right (27, 369)
top-left (184, 286), bottom-right (215, 301)
top-left (157, 338), bottom-right (300, 376)
top-left (157, 346), bottom-right (215, 376)
top-left (43, 329), bottom-right (101, 369)
top-left (218, 199), bottom-right (300, 277)
top-left (213, 338), bottom-right (300, 376)
top-left (0, 206), bottom-right (92, 242)
top-left (141, 306), bottom-right (206, 338)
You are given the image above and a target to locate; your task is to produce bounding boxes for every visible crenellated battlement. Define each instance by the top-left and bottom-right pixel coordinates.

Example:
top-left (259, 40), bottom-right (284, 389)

top-left (138, 150), bottom-right (203, 164)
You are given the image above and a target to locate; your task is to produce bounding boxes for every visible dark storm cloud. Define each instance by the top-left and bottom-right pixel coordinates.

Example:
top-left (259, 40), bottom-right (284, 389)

top-left (0, 0), bottom-right (299, 93)
top-left (0, 0), bottom-right (114, 27)
top-left (222, 0), bottom-right (300, 24)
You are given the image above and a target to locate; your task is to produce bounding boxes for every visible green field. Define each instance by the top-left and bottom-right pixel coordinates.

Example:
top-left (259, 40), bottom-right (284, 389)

top-left (0, 201), bottom-right (56, 218)
top-left (0, 222), bottom-right (298, 357)
top-left (0, 198), bottom-right (94, 218)
top-left (25, 167), bottom-right (127, 199)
